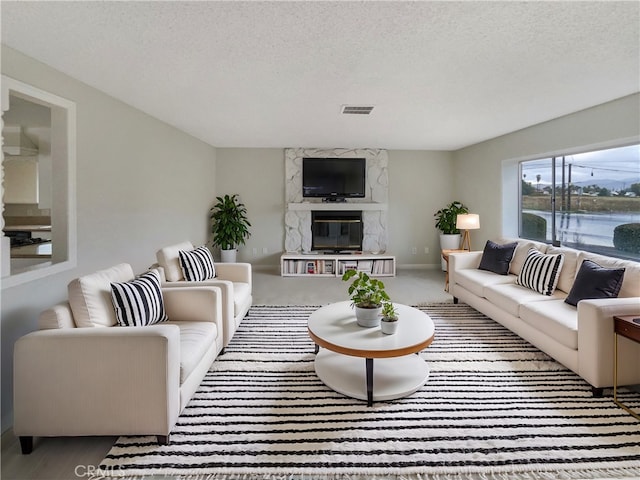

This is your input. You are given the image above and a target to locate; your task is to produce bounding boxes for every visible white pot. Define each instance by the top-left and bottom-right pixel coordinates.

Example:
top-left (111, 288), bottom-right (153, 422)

top-left (355, 305), bottom-right (382, 328)
top-left (381, 318), bottom-right (399, 335)
top-left (220, 248), bottom-right (237, 263)
top-left (439, 233), bottom-right (461, 271)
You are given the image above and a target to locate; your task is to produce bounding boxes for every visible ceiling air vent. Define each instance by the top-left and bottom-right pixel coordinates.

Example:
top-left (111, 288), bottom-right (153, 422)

top-left (341, 105), bottom-right (374, 115)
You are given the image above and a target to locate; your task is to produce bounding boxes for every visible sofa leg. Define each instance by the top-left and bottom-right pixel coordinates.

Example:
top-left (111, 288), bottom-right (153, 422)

top-left (453, 297), bottom-right (459, 304)
top-left (156, 435), bottom-right (170, 445)
top-left (591, 386), bottom-right (604, 397)
top-left (19, 436), bottom-right (33, 454)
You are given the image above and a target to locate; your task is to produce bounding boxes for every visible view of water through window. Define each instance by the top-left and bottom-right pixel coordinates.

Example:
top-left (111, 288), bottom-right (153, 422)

top-left (520, 144), bottom-right (640, 261)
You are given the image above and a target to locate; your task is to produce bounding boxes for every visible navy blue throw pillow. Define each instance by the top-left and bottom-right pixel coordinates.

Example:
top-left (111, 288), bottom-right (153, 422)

top-left (564, 259), bottom-right (625, 307)
top-left (478, 240), bottom-right (518, 275)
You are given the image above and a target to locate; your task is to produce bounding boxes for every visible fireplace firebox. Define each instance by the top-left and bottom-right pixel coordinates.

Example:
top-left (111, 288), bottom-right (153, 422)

top-left (311, 211), bottom-right (362, 252)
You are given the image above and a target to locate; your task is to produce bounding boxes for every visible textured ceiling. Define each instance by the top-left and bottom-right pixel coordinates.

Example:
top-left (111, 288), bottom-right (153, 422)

top-left (2, 1), bottom-right (639, 150)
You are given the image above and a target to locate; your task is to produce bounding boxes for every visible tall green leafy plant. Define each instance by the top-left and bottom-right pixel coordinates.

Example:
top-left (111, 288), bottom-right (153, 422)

top-left (434, 201), bottom-right (469, 234)
top-left (210, 194), bottom-right (251, 250)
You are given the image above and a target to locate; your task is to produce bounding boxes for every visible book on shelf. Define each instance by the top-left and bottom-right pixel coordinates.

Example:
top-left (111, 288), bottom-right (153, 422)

top-left (356, 260), bottom-right (373, 273)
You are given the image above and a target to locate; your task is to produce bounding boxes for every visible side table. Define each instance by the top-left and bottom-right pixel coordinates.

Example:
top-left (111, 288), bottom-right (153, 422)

top-left (441, 249), bottom-right (467, 292)
top-left (613, 315), bottom-right (640, 420)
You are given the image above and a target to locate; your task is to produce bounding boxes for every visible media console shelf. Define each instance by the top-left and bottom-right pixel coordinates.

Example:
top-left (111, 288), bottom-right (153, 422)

top-left (281, 253), bottom-right (396, 278)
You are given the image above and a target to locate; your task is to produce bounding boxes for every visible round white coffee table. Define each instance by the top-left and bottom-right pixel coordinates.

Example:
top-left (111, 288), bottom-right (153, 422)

top-left (307, 301), bottom-right (435, 406)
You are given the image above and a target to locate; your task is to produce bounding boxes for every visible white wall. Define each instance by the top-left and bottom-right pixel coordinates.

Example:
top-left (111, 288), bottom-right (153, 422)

top-left (387, 150), bottom-right (454, 266)
top-left (453, 94), bottom-right (640, 248)
top-left (215, 148), bottom-right (284, 265)
top-left (0, 46), bottom-right (217, 432)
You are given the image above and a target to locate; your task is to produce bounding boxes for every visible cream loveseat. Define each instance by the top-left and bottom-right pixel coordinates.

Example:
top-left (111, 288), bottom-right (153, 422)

top-left (13, 263), bottom-right (224, 454)
top-left (156, 241), bottom-right (252, 348)
top-left (449, 239), bottom-right (640, 395)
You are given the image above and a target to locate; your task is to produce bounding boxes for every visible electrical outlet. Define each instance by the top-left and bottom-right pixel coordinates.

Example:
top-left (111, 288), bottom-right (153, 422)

top-left (411, 246), bottom-right (417, 255)
top-left (262, 247), bottom-right (268, 254)
top-left (252, 248), bottom-right (258, 255)
top-left (424, 246), bottom-right (429, 254)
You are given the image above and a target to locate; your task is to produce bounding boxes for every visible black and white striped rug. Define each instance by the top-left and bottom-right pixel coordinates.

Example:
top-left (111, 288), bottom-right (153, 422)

top-left (100, 304), bottom-right (640, 479)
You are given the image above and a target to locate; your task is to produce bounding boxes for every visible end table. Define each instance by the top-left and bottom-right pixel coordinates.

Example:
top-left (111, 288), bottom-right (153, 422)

top-left (441, 249), bottom-right (467, 292)
top-left (613, 315), bottom-right (640, 420)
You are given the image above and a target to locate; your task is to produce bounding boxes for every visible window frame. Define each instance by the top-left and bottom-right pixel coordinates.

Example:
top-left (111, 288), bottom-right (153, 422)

top-left (517, 140), bottom-right (640, 259)
top-left (1, 76), bottom-right (77, 289)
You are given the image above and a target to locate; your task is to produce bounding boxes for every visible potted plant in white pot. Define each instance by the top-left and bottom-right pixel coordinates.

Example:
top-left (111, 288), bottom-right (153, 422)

top-left (434, 201), bottom-right (469, 270)
top-left (342, 270), bottom-right (390, 327)
top-left (210, 194), bottom-right (251, 262)
top-left (380, 301), bottom-right (399, 335)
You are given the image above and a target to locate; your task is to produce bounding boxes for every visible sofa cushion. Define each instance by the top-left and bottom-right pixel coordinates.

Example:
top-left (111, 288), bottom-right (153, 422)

top-left (110, 270), bottom-right (169, 327)
top-left (166, 320), bottom-right (218, 384)
top-left (546, 245), bottom-right (580, 294)
top-left (478, 240), bottom-right (518, 275)
top-left (68, 263), bottom-right (135, 328)
top-left (485, 283), bottom-right (566, 318)
top-left (576, 251), bottom-right (640, 299)
top-left (156, 241), bottom-right (194, 282)
top-left (516, 248), bottom-right (564, 296)
top-left (455, 268), bottom-right (516, 298)
top-left (179, 246), bottom-right (216, 281)
top-left (519, 300), bottom-right (578, 350)
top-left (564, 259), bottom-right (625, 307)
top-left (497, 238), bottom-right (548, 276)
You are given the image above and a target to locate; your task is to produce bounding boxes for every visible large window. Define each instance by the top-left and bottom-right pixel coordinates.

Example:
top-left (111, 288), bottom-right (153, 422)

top-left (520, 144), bottom-right (640, 261)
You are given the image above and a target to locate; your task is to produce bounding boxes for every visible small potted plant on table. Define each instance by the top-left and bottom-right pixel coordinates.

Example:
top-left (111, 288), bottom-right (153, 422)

top-left (380, 301), bottom-right (399, 335)
top-left (342, 269), bottom-right (390, 327)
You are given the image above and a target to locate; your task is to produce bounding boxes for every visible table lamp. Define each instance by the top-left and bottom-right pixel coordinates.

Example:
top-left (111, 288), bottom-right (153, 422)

top-left (456, 214), bottom-right (480, 251)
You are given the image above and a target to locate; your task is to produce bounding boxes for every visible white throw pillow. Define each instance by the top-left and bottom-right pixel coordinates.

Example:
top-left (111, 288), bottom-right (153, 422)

top-left (179, 246), bottom-right (216, 281)
top-left (110, 269), bottom-right (168, 327)
top-left (516, 248), bottom-right (564, 296)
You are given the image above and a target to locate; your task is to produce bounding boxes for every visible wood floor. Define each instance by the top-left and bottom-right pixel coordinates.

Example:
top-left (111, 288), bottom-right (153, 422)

top-left (1, 267), bottom-right (449, 480)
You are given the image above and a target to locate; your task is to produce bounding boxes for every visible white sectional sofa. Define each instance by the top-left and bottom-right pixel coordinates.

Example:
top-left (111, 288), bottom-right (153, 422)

top-left (449, 239), bottom-right (640, 395)
top-left (156, 241), bottom-right (252, 348)
top-left (13, 263), bottom-right (224, 453)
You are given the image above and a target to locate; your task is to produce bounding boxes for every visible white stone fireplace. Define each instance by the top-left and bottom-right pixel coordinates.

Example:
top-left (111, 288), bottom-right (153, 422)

top-left (284, 148), bottom-right (389, 253)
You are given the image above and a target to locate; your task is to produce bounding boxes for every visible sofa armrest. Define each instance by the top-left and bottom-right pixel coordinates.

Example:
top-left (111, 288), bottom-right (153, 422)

top-left (13, 325), bottom-right (181, 437)
top-left (214, 262), bottom-right (252, 288)
top-left (163, 286), bottom-right (222, 323)
top-left (577, 297), bottom-right (640, 388)
top-left (448, 251), bottom-right (482, 291)
top-left (449, 251), bottom-right (482, 270)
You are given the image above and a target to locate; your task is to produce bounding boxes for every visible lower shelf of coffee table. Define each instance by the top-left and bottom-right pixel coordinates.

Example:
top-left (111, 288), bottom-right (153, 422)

top-left (314, 348), bottom-right (429, 402)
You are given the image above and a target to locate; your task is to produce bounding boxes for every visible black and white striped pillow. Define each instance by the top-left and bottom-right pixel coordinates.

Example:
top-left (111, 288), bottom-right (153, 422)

top-left (178, 246), bottom-right (216, 281)
top-left (516, 248), bottom-right (564, 296)
top-left (110, 269), bottom-right (168, 327)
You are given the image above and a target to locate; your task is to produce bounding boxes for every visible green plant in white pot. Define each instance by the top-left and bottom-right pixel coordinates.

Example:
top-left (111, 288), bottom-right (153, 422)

top-left (380, 301), bottom-right (399, 335)
top-left (342, 270), bottom-right (390, 327)
top-left (434, 201), bottom-right (469, 270)
top-left (210, 194), bottom-right (251, 263)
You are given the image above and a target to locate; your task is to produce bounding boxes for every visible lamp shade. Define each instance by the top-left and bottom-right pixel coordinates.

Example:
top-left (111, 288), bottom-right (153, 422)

top-left (456, 214), bottom-right (480, 230)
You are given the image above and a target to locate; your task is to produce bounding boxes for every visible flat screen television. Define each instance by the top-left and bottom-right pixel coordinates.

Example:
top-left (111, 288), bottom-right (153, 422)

top-left (302, 157), bottom-right (366, 199)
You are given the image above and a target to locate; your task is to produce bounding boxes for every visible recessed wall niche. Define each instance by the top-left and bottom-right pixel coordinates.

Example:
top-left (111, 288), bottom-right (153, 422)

top-left (284, 148), bottom-right (389, 253)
